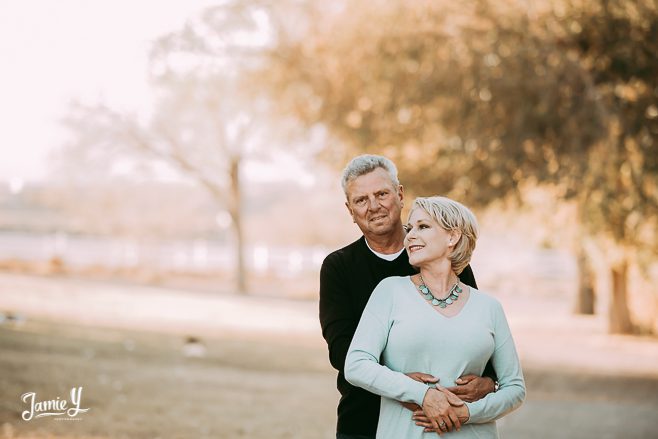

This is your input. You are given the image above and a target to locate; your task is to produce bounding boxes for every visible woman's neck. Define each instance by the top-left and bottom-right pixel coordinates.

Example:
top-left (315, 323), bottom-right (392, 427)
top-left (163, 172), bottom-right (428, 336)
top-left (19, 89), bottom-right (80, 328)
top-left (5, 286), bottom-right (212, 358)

top-left (418, 260), bottom-right (458, 297)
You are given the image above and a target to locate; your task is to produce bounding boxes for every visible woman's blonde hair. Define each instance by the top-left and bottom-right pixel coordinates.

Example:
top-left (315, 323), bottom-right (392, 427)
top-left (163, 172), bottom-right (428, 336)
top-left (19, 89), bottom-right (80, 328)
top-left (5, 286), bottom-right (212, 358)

top-left (410, 196), bottom-right (479, 275)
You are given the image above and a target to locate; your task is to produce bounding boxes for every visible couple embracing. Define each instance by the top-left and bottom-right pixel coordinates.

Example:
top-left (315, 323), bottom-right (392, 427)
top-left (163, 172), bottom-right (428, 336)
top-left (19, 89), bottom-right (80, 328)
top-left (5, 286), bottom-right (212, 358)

top-left (320, 155), bottom-right (525, 439)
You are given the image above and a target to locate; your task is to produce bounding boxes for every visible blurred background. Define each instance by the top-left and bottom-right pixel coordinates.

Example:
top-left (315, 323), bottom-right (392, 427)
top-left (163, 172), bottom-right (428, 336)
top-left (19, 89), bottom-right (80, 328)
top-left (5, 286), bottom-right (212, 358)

top-left (0, 0), bottom-right (657, 438)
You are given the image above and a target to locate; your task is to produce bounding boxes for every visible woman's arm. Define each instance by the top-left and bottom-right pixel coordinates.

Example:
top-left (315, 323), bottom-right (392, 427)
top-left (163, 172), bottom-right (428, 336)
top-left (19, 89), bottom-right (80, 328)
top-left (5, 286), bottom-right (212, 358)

top-left (464, 300), bottom-right (526, 424)
top-left (344, 281), bottom-right (429, 405)
top-left (345, 279), bottom-right (468, 433)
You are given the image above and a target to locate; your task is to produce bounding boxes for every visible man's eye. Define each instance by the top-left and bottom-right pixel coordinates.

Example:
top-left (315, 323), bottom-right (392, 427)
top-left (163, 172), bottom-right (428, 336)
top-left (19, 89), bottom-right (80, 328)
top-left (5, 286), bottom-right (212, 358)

top-left (355, 199), bottom-right (366, 205)
top-left (378, 192), bottom-right (388, 198)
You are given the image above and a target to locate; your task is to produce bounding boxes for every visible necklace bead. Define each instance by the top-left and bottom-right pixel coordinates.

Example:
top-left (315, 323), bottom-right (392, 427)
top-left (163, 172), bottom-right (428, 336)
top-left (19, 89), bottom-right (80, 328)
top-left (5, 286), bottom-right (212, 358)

top-left (416, 274), bottom-right (462, 309)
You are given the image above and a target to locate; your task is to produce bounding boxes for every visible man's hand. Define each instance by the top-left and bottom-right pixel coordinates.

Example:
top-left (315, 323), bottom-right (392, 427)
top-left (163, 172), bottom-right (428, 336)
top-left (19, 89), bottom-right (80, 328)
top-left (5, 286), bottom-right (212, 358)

top-left (446, 375), bottom-right (495, 402)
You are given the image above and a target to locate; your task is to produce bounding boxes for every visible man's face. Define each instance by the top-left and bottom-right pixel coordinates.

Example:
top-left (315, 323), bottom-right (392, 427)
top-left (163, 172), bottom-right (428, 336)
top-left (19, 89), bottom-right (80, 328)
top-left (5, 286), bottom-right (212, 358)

top-left (344, 168), bottom-right (404, 239)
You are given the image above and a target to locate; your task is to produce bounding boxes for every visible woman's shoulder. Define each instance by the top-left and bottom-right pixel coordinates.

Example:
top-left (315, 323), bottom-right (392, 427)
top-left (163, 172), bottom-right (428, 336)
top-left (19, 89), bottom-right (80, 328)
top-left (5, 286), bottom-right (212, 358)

top-left (378, 275), bottom-right (411, 286)
top-left (372, 276), bottom-right (412, 299)
top-left (468, 288), bottom-right (505, 312)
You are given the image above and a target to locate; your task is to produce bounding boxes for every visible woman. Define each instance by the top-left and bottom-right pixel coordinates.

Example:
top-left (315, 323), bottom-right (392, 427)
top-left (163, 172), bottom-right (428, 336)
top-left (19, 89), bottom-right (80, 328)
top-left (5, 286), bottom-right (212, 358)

top-left (345, 196), bottom-right (525, 438)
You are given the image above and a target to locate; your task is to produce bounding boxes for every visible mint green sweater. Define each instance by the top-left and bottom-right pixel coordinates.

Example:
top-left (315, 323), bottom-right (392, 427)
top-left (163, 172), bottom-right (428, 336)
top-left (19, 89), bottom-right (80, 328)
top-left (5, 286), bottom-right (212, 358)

top-left (345, 276), bottom-right (525, 438)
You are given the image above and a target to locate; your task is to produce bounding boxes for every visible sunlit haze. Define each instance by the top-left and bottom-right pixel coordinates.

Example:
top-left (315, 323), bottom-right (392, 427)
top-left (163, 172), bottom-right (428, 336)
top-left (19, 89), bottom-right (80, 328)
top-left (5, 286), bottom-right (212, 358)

top-left (0, 0), bottom-right (224, 184)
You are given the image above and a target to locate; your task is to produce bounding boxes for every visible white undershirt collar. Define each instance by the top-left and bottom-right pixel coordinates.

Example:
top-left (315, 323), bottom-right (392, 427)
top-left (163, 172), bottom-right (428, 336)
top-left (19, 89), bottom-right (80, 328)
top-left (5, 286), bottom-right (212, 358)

top-left (365, 238), bottom-right (405, 261)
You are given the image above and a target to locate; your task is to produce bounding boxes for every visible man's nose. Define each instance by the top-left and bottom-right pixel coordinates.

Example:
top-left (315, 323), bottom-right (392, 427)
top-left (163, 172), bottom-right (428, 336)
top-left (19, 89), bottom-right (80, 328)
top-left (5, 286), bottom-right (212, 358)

top-left (367, 196), bottom-right (381, 210)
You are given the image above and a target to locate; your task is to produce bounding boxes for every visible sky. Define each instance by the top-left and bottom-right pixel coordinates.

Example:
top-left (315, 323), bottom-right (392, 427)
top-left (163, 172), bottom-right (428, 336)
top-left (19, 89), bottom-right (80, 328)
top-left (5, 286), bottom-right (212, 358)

top-left (0, 0), bottom-right (226, 185)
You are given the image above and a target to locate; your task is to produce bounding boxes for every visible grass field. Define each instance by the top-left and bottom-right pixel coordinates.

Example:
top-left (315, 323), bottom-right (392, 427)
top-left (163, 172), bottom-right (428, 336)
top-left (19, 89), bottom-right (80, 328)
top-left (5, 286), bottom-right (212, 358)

top-left (0, 320), bottom-right (338, 439)
top-left (1, 273), bottom-right (658, 439)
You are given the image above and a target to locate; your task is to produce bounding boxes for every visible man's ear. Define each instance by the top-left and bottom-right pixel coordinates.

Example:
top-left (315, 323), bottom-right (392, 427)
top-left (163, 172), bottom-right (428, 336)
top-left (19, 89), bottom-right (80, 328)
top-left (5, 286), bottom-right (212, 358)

top-left (345, 201), bottom-right (355, 223)
top-left (398, 185), bottom-right (404, 207)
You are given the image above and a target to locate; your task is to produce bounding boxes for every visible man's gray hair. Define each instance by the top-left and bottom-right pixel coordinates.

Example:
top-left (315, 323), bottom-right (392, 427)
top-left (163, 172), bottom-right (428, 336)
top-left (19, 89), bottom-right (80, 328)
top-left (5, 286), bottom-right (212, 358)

top-left (341, 154), bottom-right (400, 195)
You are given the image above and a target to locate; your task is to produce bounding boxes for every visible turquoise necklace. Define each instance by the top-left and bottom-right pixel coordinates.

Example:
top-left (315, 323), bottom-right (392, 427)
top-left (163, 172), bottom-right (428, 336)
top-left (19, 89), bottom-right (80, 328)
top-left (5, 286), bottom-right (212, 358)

top-left (417, 274), bottom-right (462, 309)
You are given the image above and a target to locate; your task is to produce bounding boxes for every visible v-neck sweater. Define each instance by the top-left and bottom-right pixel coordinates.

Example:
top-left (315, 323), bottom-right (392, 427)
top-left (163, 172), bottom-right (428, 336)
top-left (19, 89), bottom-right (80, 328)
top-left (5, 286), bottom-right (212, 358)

top-left (319, 236), bottom-right (478, 435)
top-left (345, 276), bottom-right (525, 439)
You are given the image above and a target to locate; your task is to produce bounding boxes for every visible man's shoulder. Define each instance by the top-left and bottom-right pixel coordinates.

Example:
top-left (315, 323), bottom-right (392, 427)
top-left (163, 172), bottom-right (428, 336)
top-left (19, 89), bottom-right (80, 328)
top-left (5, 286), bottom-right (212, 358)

top-left (322, 236), bottom-right (366, 267)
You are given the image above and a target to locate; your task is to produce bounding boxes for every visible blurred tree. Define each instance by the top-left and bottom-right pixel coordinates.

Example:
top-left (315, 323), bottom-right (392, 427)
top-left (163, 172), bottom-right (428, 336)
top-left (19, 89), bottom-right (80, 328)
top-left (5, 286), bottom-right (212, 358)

top-left (60, 2), bottom-right (292, 294)
top-left (260, 0), bottom-right (658, 333)
top-left (559, 0), bottom-right (658, 332)
top-left (62, 77), bottom-right (253, 293)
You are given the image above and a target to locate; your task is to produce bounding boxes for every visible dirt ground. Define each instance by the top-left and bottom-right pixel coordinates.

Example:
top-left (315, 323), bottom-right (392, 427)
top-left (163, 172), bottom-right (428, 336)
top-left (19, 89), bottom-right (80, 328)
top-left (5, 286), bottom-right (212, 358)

top-left (1, 273), bottom-right (658, 439)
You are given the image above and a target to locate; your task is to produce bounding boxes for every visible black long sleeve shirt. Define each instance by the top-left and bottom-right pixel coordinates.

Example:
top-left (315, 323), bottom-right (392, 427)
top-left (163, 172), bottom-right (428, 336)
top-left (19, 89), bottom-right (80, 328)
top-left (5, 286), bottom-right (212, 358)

top-left (319, 236), bottom-right (478, 435)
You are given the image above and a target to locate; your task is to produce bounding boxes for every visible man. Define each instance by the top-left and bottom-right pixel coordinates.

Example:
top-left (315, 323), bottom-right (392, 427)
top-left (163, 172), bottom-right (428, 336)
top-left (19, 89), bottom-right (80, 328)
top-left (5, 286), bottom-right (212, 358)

top-left (320, 155), bottom-right (495, 439)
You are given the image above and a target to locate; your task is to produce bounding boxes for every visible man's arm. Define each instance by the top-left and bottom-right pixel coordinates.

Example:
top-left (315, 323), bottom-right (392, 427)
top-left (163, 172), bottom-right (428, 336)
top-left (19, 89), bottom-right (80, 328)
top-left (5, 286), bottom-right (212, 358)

top-left (319, 255), bottom-right (355, 371)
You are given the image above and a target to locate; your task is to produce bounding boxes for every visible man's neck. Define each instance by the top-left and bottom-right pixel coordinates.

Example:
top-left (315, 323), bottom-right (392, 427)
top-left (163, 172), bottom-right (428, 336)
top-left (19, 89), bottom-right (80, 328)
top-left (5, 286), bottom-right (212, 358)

top-left (364, 227), bottom-right (406, 254)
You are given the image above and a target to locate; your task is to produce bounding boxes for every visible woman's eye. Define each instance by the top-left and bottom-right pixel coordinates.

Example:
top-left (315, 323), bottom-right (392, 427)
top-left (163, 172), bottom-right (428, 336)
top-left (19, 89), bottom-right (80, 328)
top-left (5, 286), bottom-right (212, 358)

top-left (403, 225), bottom-right (411, 233)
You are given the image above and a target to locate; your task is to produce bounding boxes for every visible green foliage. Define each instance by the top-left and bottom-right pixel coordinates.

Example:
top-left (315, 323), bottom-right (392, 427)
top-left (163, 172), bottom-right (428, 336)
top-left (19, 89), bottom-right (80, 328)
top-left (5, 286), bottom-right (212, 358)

top-left (262, 0), bottom-right (658, 253)
top-left (560, 0), bottom-right (658, 249)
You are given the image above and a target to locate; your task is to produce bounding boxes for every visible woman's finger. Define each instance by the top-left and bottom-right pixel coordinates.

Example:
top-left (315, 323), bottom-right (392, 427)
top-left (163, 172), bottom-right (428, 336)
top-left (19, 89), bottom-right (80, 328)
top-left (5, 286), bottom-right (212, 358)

top-left (412, 413), bottom-right (431, 423)
top-left (447, 410), bottom-right (462, 431)
top-left (430, 419), bottom-right (443, 436)
top-left (415, 420), bottom-right (434, 428)
top-left (441, 416), bottom-right (455, 432)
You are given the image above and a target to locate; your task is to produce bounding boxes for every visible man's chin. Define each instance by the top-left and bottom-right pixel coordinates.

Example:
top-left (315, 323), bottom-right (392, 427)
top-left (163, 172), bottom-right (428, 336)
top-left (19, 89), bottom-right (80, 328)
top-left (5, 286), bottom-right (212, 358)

top-left (368, 224), bottom-right (396, 235)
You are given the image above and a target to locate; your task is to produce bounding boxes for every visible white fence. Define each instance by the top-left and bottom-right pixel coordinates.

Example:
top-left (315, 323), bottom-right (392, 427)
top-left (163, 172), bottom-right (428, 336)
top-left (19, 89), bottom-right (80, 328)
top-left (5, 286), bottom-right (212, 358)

top-left (0, 231), bottom-right (329, 276)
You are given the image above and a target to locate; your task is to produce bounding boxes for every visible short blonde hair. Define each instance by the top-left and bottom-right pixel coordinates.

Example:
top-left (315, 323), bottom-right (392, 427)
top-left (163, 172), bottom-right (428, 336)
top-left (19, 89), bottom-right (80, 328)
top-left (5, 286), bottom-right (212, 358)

top-left (410, 196), bottom-right (479, 275)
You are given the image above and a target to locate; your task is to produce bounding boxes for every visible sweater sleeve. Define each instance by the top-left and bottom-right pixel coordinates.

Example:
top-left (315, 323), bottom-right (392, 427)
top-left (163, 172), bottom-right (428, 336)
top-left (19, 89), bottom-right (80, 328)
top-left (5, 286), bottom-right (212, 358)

top-left (465, 300), bottom-right (526, 423)
top-left (344, 278), bottom-right (430, 405)
top-left (319, 253), bottom-right (355, 371)
top-left (460, 267), bottom-right (498, 382)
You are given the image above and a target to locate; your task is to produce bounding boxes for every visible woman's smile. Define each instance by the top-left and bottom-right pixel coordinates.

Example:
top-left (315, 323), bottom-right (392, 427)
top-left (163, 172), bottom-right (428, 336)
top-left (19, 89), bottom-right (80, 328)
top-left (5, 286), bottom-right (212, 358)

top-left (407, 244), bottom-right (424, 253)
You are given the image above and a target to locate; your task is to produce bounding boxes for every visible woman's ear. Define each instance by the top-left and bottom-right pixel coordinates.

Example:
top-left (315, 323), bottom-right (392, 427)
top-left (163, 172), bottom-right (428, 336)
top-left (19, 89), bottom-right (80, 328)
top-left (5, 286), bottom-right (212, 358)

top-left (449, 230), bottom-right (462, 246)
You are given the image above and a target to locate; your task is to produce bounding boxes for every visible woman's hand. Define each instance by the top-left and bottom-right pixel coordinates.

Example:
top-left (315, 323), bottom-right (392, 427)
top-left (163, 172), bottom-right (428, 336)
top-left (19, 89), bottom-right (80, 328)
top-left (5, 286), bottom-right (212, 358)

top-left (420, 388), bottom-right (464, 435)
top-left (401, 371), bottom-right (438, 412)
top-left (402, 372), bottom-right (463, 409)
top-left (414, 404), bottom-right (470, 433)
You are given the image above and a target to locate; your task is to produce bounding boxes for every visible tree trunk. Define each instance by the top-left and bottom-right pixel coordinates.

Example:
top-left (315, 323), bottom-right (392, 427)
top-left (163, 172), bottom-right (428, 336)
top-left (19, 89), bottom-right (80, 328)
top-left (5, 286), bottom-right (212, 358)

top-left (573, 201), bottom-right (596, 315)
top-left (574, 241), bottom-right (596, 315)
top-left (229, 158), bottom-right (247, 294)
top-left (609, 259), bottom-right (634, 334)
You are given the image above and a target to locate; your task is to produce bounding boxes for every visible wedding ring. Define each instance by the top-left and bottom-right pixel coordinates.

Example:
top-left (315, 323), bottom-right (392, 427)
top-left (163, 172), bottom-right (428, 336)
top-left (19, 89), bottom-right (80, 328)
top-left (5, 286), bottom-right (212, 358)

top-left (439, 421), bottom-right (447, 429)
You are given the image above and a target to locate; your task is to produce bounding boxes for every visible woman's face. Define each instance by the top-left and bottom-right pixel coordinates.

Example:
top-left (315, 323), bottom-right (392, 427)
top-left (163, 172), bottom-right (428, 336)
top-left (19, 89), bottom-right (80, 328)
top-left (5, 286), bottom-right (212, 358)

top-left (404, 207), bottom-right (456, 267)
